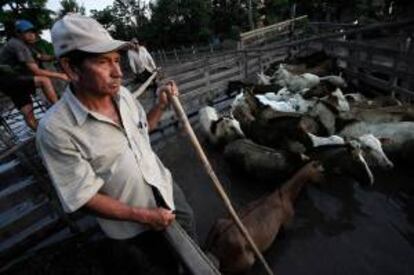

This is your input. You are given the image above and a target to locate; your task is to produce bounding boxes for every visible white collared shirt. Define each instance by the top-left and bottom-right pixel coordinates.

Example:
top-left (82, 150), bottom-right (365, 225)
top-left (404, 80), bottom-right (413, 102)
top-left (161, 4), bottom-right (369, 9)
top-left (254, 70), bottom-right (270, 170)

top-left (127, 46), bottom-right (157, 74)
top-left (36, 86), bottom-right (174, 239)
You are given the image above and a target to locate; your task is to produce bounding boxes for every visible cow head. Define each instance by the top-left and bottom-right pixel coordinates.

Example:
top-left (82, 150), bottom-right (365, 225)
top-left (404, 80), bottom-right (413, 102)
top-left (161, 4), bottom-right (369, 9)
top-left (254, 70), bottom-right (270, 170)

top-left (356, 134), bottom-right (394, 170)
top-left (211, 116), bottom-right (245, 146)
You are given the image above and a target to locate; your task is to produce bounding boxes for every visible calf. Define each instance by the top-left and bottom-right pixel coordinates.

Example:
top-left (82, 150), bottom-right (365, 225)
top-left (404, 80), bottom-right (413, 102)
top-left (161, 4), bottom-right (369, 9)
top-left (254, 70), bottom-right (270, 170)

top-left (205, 161), bottom-right (324, 274)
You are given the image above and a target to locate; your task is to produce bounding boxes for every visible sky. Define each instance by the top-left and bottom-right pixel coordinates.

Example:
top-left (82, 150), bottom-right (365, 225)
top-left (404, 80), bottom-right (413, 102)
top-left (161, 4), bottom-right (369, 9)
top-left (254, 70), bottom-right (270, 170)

top-left (42, 0), bottom-right (118, 41)
top-left (46, 0), bottom-right (116, 15)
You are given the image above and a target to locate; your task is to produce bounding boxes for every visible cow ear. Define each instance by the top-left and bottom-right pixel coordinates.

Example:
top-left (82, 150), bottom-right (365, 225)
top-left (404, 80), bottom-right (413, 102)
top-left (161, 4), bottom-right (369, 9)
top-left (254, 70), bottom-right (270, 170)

top-left (379, 137), bottom-right (392, 145)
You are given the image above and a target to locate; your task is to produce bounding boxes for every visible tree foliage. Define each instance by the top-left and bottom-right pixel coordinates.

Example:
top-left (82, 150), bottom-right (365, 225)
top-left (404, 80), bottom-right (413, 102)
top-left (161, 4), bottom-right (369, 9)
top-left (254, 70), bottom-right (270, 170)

top-left (2, 0), bottom-right (410, 48)
top-left (58, 0), bottom-right (85, 18)
top-left (91, 0), bottom-right (150, 41)
top-left (0, 0), bottom-right (53, 39)
top-left (148, 0), bottom-right (211, 47)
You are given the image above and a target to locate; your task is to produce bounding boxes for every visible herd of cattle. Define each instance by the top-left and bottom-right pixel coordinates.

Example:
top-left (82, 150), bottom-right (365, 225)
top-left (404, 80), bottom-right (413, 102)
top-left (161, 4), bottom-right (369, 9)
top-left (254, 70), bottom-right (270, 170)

top-left (196, 54), bottom-right (414, 273)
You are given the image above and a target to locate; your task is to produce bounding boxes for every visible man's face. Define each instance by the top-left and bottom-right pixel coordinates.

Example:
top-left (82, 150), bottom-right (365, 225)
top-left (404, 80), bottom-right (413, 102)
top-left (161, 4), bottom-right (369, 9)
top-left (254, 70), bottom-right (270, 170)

top-left (76, 51), bottom-right (123, 97)
top-left (19, 31), bottom-right (36, 44)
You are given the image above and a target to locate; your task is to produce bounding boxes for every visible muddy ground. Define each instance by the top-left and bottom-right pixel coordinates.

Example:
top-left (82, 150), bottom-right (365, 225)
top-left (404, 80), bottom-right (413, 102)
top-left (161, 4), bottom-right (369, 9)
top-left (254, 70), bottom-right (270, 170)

top-left (3, 128), bottom-right (414, 275)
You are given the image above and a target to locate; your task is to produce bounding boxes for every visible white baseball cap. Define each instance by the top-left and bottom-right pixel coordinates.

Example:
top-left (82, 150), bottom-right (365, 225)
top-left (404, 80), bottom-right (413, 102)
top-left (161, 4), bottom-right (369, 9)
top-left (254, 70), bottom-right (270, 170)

top-left (51, 13), bottom-right (128, 57)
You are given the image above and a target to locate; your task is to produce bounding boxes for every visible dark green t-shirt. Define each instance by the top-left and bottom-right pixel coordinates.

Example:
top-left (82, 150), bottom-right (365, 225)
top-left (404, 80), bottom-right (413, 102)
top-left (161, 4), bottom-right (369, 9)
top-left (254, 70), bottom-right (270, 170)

top-left (33, 38), bottom-right (55, 56)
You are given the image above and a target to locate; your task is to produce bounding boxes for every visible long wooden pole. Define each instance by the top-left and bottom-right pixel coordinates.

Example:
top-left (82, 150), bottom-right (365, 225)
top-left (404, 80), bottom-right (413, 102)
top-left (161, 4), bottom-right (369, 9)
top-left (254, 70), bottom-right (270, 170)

top-left (132, 71), bottom-right (159, 98)
top-left (168, 94), bottom-right (274, 275)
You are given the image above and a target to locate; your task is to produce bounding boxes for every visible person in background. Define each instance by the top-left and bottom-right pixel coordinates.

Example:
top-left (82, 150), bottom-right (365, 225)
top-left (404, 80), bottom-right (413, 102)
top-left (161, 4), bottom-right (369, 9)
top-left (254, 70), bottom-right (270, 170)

top-left (31, 33), bottom-right (56, 67)
top-left (127, 38), bottom-right (157, 83)
top-left (0, 19), bottom-right (68, 129)
top-left (30, 33), bottom-right (67, 97)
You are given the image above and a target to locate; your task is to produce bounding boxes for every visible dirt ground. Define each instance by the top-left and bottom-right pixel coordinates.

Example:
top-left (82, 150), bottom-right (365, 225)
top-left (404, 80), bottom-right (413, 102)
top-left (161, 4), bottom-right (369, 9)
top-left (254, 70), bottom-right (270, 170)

top-left (3, 128), bottom-right (414, 275)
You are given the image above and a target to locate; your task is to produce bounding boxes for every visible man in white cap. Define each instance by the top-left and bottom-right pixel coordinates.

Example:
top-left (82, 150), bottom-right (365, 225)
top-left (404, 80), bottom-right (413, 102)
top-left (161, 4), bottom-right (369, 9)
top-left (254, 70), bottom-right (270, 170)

top-left (36, 14), bottom-right (196, 273)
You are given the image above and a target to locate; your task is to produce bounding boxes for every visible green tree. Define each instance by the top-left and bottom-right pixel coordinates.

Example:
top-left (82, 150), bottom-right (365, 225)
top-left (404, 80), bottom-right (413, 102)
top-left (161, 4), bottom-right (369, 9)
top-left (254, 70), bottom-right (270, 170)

top-left (210, 0), bottom-right (261, 39)
top-left (260, 0), bottom-right (291, 24)
top-left (91, 0), bottom-right (150, 42)
top-left (58, 0), bottom-right (85, 18)
top-left (149, 0), bottom-right (211, 48)
top-left (0, 0), bottom-right (53, 39)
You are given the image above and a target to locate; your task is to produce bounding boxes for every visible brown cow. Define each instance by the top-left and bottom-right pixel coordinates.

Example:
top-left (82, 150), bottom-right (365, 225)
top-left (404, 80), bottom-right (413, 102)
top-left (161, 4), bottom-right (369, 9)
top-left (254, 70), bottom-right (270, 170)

top-left (205, 161), bottom-right (324, 274)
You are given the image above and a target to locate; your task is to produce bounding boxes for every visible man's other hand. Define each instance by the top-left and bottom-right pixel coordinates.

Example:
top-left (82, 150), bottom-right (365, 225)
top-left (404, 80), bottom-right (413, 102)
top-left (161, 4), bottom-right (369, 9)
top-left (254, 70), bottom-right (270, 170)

top-left (142, 207), bottom-right (176, 230)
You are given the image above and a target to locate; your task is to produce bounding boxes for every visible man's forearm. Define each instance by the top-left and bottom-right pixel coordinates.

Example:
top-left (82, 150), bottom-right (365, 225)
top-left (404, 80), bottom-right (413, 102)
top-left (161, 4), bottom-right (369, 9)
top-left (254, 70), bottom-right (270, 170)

top-left (84, 193), bottom-right (175, 230)
top-left (33, 67), bottom-right (66, 80)
top-left (84, 193), bottom-right (149, 223)
top-left (27, 62), bottom-right (67, 80)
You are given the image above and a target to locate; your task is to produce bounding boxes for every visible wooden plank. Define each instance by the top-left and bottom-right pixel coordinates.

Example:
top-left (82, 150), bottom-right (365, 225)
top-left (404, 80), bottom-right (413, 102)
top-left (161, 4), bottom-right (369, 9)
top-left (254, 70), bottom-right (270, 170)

top-left (326, 39), bottom-right (407, 58)
top-left (0, 199), bottom-right (51, 241)
top-left (173, 70), bottom-right (204, 86)
top-left (179, 76), bottom-right (208, 92)
top-left (0, 177), bottom-right (38, 213)
top-left (0, 138), bottom-right (33, 161)
top-left (333, 55), bottom-right (414, 78)
top-left (245, 19), bottom-right (414, 54)
top-left (343, 69), bottom-right (414, 97)
top-left (241, 15), bottom-right (308, 40)
top-left (210, 66), bottom-right (240, 83)
top-left (0, 215), bottom-right (63, 264)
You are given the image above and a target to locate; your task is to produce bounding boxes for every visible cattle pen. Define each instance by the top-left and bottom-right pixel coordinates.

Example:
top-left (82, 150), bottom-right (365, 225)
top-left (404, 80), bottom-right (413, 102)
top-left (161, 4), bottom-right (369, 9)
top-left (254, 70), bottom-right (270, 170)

top-left (1, 16), bottom-right (414, 274)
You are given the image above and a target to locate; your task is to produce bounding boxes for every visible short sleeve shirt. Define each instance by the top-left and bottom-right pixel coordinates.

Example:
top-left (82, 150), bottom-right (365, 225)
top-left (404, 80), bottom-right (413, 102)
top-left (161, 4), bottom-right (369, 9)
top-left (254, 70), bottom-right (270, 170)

top-left (127, 46), bottom-right (156, 74)
top-left (0, 37), bottom-right (35, 73)
top-left (36, 86), bottom-right (175, 239)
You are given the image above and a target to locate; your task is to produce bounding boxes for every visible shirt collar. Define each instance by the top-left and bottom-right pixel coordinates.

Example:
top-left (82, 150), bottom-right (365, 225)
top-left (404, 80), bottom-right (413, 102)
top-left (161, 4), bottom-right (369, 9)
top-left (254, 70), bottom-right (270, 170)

top-left (64, 86), bottom-right (125, 127)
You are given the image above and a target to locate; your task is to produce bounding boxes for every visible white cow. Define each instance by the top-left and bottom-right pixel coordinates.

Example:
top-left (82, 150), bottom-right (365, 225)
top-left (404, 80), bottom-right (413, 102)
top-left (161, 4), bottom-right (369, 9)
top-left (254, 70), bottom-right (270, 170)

top-left (273, 64), bottom-right (320, 93)
top-left (307, 133), bottom-right (393, 172)
top-left (318, 88), bottom-right (350, 113)
top-left (340, 121), bottom-right (414, 157)
top-left (273, 64), bottom-right (347, 93)
top-left (255, 88), bottom-right (315, 114)
top-left (307, 133), bottom-right (345, 147)
top-left (354, 134), bottom-right (394, 169)
top-left (199, 106), bottom-right (245, 146)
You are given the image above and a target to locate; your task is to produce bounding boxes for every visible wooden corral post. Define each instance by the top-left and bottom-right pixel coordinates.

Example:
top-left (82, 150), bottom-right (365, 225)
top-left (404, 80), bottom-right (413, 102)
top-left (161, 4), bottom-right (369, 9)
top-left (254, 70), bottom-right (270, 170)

top-left (0, 118), bottom-right (17, 147)
top-left (348, 33), bottom-right (363, 88)
top-left (244, 51), bottom-right (249, 79)
top-left (391, 34), bottom-right (413, 102)
top-left (157, 50), bottom-right (163, 64)
top-left (405, 36), bottom-right (414, 101)
top-left (174, 49), bottom-right (180, 63)
top-left (258, 52), bottom-right (264, 72)
top-left (203, 56), bottom-right (211, 105)
top-left (162, 49), bottom-right (168, 63)
top-left (237, 40), bottom-right (243, 51)
top-left (237, 51), bottom-right (245, 80)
